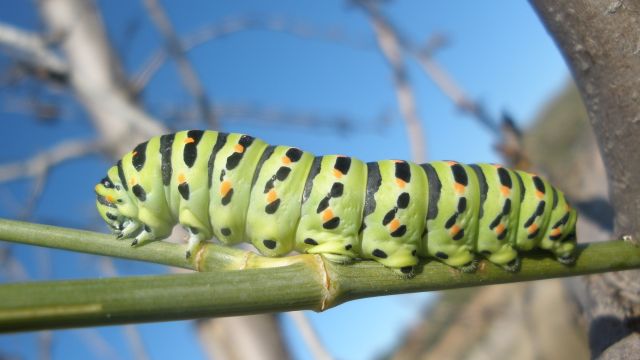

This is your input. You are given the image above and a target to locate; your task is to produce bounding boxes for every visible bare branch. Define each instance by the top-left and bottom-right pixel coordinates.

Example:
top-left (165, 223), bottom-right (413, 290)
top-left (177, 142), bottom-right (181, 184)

top-left (196, 316), bottom-right (292, 360)
top-left (39, 0), bottom-right (167, 152)
top-left (0, 139), bottom-right (102, 183)
top-left (288, 311), bottom-right (334, 360)
top-left (75, 329), bottom-right (124, 360)
top-left (356, 1), bottom-right (427, 163)
top-left (411, 44), bottom-right (500, 135)
top-left (159, 102), bottom-right (387, 134)
top-left (0, 138), bottom-right (105, 219)
top-left (98, 259), bottom-right (151, 360)
top-left (0, 247), bottom-right (29, 281)
top-left (133, 15), bottom-right (371, 90)
top-left (141, 0), bottom-right (217, 128)
top-left (0, 22), bottom-right (69, 83)
top-left (494, 113), bottom-right (532, 170)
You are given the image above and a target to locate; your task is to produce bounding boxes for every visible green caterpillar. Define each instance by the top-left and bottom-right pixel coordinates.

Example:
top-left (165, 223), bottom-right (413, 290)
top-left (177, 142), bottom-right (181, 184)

top-left (95, 130), bottom-right (577, 275)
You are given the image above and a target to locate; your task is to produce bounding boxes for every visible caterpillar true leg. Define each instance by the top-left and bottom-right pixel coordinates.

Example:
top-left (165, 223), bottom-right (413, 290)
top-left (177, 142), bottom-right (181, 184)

top-left (118, 219), bottom-right (142, 240)
top-left (132, 225), bottom-right (155, 246)
top-left (185, 226), bottom-right (208, 258)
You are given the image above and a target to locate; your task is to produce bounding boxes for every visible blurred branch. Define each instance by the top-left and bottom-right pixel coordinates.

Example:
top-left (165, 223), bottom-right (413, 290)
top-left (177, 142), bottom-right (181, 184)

top-left (39, 0), bottom-right (167, 152)
top-left (412, 33), bottom-right (529, 169)
top-left (75, 329), bottom-right (123, 360)
top-left (131, 9), bottom-right (511, 153)
top-left (0, 22), bottom-right (69, 84)
top-left (98, 259), bottom-right (150, 360)
top-left (133, 15), bottom-right (371, 90)
top-left (288, 311), bottom-right (334, 360)
top-left (494, 113), bottom-right (531, 169)
top-left (0, 139), bottom-right (103, 219)
top-left (196, 316), bottom-right (292, 360)
top-left (356, 1), bottom-right (427, 162)
top-left (355, 0), bottom-right (529, 170)
top-left (411, 41), bottom-right (500, 136)
top-left (1, 218), bottom-right (639, 332)
top-left (0, 247), bottom-right (29, 282)
top-left (141, 0), bottom-right (217, 128)
top-left (0, 139), bottom-right (103, 183)
top-left (160, 101), bottom-right (388, 134)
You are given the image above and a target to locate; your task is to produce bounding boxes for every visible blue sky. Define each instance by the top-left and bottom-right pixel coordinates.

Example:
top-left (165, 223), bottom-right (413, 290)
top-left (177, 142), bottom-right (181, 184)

top-left (0, 1), bottom-right (569, 359)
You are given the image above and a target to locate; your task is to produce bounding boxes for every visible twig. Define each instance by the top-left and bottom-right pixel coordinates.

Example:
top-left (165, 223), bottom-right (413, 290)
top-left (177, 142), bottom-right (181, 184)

top-left (411, 46), bottom-right (499, 135)
top-left (39, 0), bottom-right (168, 150)
top-left (133, 15), bottom-right (371, 90)
top-left (160, 102), bottom-right (388, 134)
top-left (195, 315), bottom-right (292, 360)
top-left (0, 139), bottom-right (103, 219)
top-left (75, 329), bottom-right (123, 360)
top-left (0, 22), bottom-right (69, 83)
top-left (288, 311), bottom-right (334, 360)
top-left (142, 0), bottom-right (216, 128)
top-left (356, 1), bottom-right (427, 163)
top-left (0, 139), bottom-right (103, 183)
top-left (98, 259), bottom-right (151, 360)
top-left (0, 247), bottom-right (29, 282)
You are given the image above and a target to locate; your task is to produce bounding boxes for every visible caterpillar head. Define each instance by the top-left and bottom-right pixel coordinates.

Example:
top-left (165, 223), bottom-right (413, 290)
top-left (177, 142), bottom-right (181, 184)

top-left (94, 167), bottom-right (137, 232)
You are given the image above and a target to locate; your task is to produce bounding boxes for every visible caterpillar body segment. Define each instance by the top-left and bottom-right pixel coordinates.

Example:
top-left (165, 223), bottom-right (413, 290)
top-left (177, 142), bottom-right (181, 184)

top-left (207, 133), bottom-right (269, 246)
top-left (246, 145), bottom-right (315, 256)
top-left (420, 161), bottom-right (481, 269)
top-left (296, 155), bottom-right (367, 261)
top-left (358, 160), bottom-right (424, 270)
top-left (470, 163), bottom-right (521, 269)
top-left (95, 130), bottom-right (578, 273)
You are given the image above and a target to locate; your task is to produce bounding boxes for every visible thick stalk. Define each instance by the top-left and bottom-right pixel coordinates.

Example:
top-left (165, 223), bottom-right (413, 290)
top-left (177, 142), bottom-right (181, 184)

top-left (530, 1), bottom-right (640, 357)
top-left (1, 218), bottom-right (640, 332)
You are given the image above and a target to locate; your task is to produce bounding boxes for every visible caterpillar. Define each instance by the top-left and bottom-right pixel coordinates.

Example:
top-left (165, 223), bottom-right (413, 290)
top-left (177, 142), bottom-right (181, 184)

top-left (95, 130), bottom-right (577, 275)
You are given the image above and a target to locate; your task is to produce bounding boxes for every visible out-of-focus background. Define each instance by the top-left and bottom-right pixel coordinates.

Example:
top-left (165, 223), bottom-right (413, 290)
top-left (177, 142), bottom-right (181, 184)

top-left (0, 1), bottom-right (611, 359)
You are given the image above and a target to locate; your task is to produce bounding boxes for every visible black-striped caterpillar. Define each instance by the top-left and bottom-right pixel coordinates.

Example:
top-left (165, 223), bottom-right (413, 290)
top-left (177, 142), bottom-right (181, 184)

top-left (95, 130), bottom-right (577, 275)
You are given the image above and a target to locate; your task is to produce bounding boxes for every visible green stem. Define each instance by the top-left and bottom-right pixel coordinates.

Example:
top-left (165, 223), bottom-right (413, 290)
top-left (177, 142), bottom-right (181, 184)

top-left (0, 218), bottom-right (300, 272)
top-left (1, 218), bottom-right (639, 332)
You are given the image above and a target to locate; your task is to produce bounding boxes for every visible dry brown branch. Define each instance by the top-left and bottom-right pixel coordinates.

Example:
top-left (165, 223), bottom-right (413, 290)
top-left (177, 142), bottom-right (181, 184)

top-left (142, 0), bottom-right (217, 129)
top-left (98, 259), bottom-right (150, 360)
top-left (196, 316), bottom-right (292, 360)
top-left (0, 139), bottom-right (102, 218)
top-left (0, 247), bottom-right (29, 282)
top-left (0, 247), bottom-right (52, 359)
top-left (75, 329), bottom-right (123, 360)
top-left (411, 43), bottom-right (534, 170)
top-left (495, 113), bottom-right (532, 170)
top-left (159, 101), bottom-right (385, 134)
top-left (412, 44), bottom-right (500, 136)
top-left (133, 15), bottom-right (371, 90)
top-left (356, 1), bottom-right (427, 163)
top-left (288, 311), bottom-right (334, 360)
top-left (21, 169), bottom-right (47, 220)
top-left (0, 139), bottom-right (102, 183)
top-left (39, 0), bottom-right (167, 153)
top-left (1, 95), bottom-right (63, 122)
top-left (0, 22), bottom-right (69, 83)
